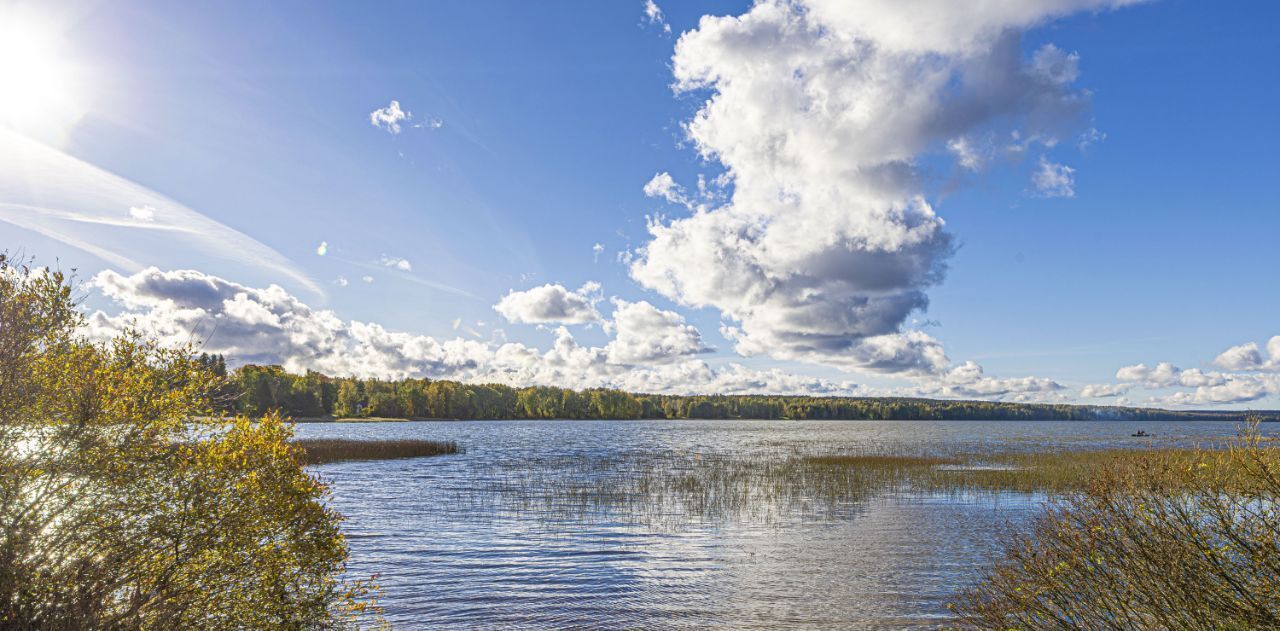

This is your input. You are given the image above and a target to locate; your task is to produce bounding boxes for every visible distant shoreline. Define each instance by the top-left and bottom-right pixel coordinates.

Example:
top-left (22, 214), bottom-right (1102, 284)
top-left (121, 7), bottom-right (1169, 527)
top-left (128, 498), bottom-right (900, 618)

top-left (227, 364), bottom-right (1279, 424)
top-left (285, 415), bottom-right (1277, 424)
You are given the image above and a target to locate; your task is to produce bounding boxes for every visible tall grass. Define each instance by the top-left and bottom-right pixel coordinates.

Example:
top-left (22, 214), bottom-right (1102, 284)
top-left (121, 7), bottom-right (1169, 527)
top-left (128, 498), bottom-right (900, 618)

top-left (294, 438), bottom-right (460, 464)
top-left (472, 438), bottom-right (1280, 530)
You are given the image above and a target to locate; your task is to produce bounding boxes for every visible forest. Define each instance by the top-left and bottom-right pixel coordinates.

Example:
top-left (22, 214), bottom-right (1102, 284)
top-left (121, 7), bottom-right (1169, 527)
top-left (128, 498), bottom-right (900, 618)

top-left (207, 357), bottom-right (1277, 423)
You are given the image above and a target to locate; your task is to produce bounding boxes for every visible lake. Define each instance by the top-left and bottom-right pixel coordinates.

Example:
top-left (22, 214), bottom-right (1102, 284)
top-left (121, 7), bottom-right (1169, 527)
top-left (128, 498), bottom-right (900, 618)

top-left (297, 419), bottom-right (1264, 629)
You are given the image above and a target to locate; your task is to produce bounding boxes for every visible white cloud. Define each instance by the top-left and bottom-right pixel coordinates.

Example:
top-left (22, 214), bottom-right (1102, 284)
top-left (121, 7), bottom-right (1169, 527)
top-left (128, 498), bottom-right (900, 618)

top-left (379, 255), bottom-right (412, 272)
top-left (1116, 361), bottom-right (1178, 387)
top-left (370, 100), bottom-right (411, 134)
top-left (89, 268), bottom-right (1164, 404)
top-left (87, 268), bottom-right (486, 379)
top-left (494, 282), bottom-right (603, 325)
top-left (361, 275), bottom-right (374, 284)
top-left (947, 136), bottom-right (990, 171)
top-left (796, 0), bottom-right (1140, 56)
top-left (1213, 336), bottom-right (1280, 371)
top-left (1213, 342), bottom-right (1264, 370)
top-left (334, 275), bottom-right (348, 287)
top-left (1078, 127), bottom-right (1106, 151)
top-left (1161, 374), bottom-right (1280, 405)
top-left (1028, 44), bottom-right (1080, 86)
top-left (1115, 362), bottom-right (1228, 390)
top-left (128, 205), bottom-right (156, 221)
top-left (1031, 158), bottom-right (1076, 197)
top-left (938, 360), bottom-right (1064, 399)
top-left (615, 360), bottom-right (858, 396)
top-left (857, 359), bottom-right (1064, 402)
top-left (643, 0), bottom-right (671, 34)
top-left (642, 172), bottom-right (690, 207)
top-left (1118, 338), bottom-right (1280, 405)
top-left (85, 267), bottom-right (859, 396)
top-left (592, 243), bottom-right (604, 262)
top-left (1080, 383), bottom-right (1130, 398)
top-left (631, 0), bottom-right (1118, 376)
top-left (1100, 348), bottom-right (1280, 405)
top-left (316, 241), bottom-right (328, 256)
top-left (604, 299), bottom-right (710, 364)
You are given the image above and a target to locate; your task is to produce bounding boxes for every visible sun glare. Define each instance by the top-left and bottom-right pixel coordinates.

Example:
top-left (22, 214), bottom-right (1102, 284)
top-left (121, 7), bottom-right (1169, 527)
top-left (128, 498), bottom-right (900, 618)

top-left (0, 10), bottom-right (84, 139)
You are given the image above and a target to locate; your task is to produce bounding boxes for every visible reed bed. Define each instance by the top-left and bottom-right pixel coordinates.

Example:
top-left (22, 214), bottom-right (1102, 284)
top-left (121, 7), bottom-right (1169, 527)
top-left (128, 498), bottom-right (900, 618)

top-left (469, 441), bottom-right (1279, 528)
top-left (294, 438), bottom-right (460, 464)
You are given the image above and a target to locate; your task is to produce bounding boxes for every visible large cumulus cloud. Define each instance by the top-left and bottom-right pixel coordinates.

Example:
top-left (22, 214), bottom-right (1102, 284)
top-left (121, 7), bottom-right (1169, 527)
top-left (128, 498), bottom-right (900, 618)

top-left (630, 0), bottom-right (1132, 375)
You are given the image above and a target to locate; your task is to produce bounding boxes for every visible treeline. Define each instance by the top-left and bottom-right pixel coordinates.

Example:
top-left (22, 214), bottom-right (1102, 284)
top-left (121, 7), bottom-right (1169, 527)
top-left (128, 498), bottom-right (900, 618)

top-left (213, 359), bottom-right (1279, 422)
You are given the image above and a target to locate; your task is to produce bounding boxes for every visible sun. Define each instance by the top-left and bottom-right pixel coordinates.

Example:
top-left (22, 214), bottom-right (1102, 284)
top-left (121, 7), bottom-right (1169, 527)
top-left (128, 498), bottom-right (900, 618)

top-left (0, 9), bottom-right (84, 139)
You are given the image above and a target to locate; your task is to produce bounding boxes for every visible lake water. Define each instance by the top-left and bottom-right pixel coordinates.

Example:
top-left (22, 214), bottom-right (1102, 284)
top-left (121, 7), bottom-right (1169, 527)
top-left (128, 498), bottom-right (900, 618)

top-left (296, 419), bottom-right (1263, 629)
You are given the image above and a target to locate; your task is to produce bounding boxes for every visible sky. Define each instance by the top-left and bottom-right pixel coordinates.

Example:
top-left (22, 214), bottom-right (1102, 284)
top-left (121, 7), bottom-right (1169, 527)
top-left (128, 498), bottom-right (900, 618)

top-left (1, 0), bottom-right (1278, 408)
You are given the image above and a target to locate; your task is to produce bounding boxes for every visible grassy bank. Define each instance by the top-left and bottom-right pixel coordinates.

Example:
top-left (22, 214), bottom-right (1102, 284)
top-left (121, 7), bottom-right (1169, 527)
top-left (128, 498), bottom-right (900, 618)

top-left (294, 438), bottom-right (461, 464)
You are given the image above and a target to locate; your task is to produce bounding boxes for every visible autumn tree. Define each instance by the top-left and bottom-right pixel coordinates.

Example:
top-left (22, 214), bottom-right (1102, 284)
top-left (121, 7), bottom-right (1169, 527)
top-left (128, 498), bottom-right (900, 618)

top-left (0, 256), bottom-right (376, 629)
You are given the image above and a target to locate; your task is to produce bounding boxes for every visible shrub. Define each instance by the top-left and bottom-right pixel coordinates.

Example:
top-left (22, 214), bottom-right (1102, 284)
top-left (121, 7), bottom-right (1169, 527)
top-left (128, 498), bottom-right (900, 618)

top-left (952, 418), bottom-right (1280, 629)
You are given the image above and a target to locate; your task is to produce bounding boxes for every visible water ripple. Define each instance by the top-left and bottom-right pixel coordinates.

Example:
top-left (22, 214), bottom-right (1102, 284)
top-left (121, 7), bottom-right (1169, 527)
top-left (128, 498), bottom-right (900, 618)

top-left (300, 419), bottom-right (1255, 629)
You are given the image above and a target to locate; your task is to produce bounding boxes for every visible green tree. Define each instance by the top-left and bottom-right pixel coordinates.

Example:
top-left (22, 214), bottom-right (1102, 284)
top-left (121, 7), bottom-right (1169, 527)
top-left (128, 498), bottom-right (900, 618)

top-left (333, 380), bottom-right (363, 417)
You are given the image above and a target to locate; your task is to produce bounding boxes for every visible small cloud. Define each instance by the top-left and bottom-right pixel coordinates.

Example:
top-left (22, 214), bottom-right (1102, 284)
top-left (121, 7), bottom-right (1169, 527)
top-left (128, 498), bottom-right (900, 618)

top-left (643, 172), bottom-right (691, 208)
top-left (413, 118), bottom-right (444, 130)
top-left (129, 205), bottom-right (156, 221)
top-left (494, 282), bottom-right (604, 325)
top-left (643, 0), bottom-right (671, 34)
top-left (451, 317), bottom-right (461, 330)
top-left (1080, 383), bottom-right (1130, 398)
top-left (316, 241), bottom-right (328, 256)
top-left (334, 275), bottom-right (349, 287)
top-left (1030, 158), bottom-right (1076, 198)
top-left (370, 100), bottom-right (411, 134)
top-left (592, 243), bottom-right (604, 262)
top-left (361, 275), bottom-right (374, 284)
top-left (947, 136), bottom-right (990, 171)
top-left (1078, 127), bottom-right (1106, 152)
top-left (1029, 44), bottom-right (1080, 86)
top-left (379, 255), bottom-right (412, 272)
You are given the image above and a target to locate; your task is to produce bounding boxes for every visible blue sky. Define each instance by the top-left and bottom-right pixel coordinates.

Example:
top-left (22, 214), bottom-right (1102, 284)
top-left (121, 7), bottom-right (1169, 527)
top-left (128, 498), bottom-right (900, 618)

top-left (2, 0), bottom-right (1278, 407)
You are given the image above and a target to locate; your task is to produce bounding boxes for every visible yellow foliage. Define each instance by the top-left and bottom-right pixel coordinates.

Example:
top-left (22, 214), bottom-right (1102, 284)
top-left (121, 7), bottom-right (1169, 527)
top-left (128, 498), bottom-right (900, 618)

top-left (0, 256), bottom-right (380, 629)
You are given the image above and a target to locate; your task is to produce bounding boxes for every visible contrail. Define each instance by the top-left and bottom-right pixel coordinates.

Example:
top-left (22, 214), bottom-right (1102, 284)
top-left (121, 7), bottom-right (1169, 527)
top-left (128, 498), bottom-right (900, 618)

top-left (0, 128), bottom-right (323, 299)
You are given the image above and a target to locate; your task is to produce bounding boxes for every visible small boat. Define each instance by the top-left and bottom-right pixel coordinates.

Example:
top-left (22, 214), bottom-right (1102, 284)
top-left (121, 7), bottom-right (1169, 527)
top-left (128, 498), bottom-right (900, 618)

top-left (1131, 430), bottom-right (1151, 437)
